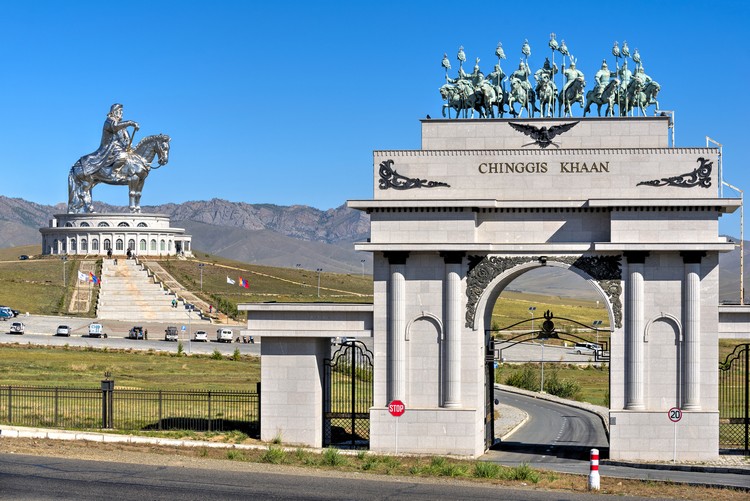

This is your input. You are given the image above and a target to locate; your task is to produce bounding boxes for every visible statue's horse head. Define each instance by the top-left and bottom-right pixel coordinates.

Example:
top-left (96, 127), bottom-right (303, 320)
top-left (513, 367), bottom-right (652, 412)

top-left (152, 134), bottom-right (171, 166)
top-left (439, 84), bottom-right (454, 100)
top-left (645, 81), bottom-right (660, 99)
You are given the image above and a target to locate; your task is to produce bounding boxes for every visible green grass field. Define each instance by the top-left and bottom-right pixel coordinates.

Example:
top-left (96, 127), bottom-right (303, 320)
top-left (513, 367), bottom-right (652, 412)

top-left (0, 344), bottom-right (259, 390)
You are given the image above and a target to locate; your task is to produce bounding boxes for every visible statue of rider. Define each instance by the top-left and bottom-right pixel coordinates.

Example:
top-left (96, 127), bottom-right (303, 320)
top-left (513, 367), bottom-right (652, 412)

top-left (593, 59), bottom-right (617, 99)
top-left (633, 65), bottom-right (653, 87)
top-left (487, 63), bottom-right (506, 90)
top-left (78, 103), bottom-right (139, 180)
top-left (510, 59), bottom-right (532, 95)
top-left (561, 59), bottom-right (584, 97)
top-left (447, 58), bottom-right (481, 101)
top-left (534, 57), bottom-right (558, 95)
top-left (618, 59), bottom-right (633, 92)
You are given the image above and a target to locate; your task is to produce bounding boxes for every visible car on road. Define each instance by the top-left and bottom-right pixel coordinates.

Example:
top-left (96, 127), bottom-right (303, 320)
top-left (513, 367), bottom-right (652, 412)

top-left (572, 342), bottom-right (601, 355)
top-left (9, 321), bottom-right (24, 334)
top-left (128, 326), bottom-right (145, 340)
top-left (88, 323), bottom-right (107, 338)
top-left (216, 328), bottom-right (233, 343)
top-left (0, 307), bottom-right (13, 321)
top-left (56, 325), bottom-right (71, 336)
top-left (18, 255), bottom-right (29, 260)
top-left (164, 326), bottom-right (179, 342)
top-left (193, 330), bottom-right (208, 342)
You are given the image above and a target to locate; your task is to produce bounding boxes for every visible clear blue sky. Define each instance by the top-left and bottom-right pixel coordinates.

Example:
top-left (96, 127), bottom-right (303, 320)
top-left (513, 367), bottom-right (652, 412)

top-left (1, 1), bottom-right (747, 235)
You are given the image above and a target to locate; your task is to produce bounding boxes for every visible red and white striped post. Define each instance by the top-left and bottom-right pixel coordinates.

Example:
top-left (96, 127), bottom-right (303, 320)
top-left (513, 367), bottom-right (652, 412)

top-left (588, 448), bottom-right (600, 490)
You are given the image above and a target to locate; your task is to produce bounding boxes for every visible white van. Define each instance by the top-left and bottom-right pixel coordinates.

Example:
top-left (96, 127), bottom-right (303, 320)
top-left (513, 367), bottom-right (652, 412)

top-left (216, 328), bottom-right (233, 343)
top-left (88, 323), bottom-right (107, 338)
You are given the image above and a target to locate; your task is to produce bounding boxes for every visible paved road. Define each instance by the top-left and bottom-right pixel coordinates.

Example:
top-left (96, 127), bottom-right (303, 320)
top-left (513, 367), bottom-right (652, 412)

top-left (486, 390), bottom-right (750, 490)
top-left (0, 314), bottom-right (258, 356)
top-left (0, 453), bottom-right (656, 501)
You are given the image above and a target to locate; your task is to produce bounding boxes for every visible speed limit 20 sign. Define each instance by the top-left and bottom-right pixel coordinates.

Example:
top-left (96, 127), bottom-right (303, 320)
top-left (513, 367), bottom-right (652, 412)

top-left (668, 407), bottom-right (682, 422)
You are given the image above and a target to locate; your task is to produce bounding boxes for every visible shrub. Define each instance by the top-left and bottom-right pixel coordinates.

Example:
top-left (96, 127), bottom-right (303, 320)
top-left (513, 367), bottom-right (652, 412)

top-left (261, 446), bottom-right (286, 464)
top-left (232, 348), bottom-right (241, 361)
top-left (505, 364), bottom-right (539, 391)
top-left (210, 349), bottom-right (223, 360)
top-left (176, 342), bottom-right (184, 357)
top-left (321, 448), bottom-right (347, 467)
top-left (501, 463), bottom-right (539, 483)
top-left (473, 462), bottom-right (501, 478)
top-left (543, 368), bottom-right (581, 400)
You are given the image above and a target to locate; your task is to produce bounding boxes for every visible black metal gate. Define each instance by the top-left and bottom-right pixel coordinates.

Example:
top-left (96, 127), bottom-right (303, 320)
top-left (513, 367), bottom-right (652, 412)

top-left (719, 343), bottom-right (749, 455)
top-left (323, 340), bottom-right (373, 449)
top-left (485, 336), bottom-right (495, 449)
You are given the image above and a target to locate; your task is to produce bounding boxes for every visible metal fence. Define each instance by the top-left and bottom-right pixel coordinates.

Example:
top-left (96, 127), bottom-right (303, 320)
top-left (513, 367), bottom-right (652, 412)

top-left (0, 383), bottom-right (260, 437)
top-left (719, 344), bottom-right (749, 455)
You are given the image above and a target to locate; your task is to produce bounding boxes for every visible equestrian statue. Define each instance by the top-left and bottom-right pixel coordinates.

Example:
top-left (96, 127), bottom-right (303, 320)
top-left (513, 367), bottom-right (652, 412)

top-left (438, 40), bottom-right (663, 119)
top-left (68, 104), bottom-right (171, 214)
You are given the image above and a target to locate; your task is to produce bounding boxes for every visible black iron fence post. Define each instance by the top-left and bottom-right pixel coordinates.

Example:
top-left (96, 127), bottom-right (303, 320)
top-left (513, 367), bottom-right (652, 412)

top-left (7, 387), bottom-right (12, 423)
top-left (54, 388), bottom-right (59, 427)
top-left (101, 379), bottom-right (114, 429)
top-left (745, 344), bottom-right (749, 454)
top-left (208, 391), bottom-right (212, 432)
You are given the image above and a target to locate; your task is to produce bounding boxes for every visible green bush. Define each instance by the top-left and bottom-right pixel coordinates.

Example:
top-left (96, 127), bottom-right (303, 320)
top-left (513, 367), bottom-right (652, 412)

top-left (543, 367), bottom-right (581, 400)
top-left (232, 348), bottom-right (241, 361)
top-left (210, 349), bottom-right (223, 360)
top-left (473, 461), bottom-right (501, 478)
top-left (260, 446), bottom-right (286, 464)
top-left (505, 364), bottom-right (539, 391)
top-left (501, 463), bottom-right (539, 483)
top-left (321, 448), bottom-right (347, 467)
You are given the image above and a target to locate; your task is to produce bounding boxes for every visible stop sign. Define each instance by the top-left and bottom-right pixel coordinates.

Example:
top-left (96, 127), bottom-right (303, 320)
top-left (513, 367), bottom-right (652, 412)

top-left (388, 399), bottom-right (405, 417)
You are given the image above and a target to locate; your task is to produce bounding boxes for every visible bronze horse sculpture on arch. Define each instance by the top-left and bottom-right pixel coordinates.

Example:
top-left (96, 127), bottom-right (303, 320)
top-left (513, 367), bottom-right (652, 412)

top-left (68, 133), bottom-right (171, 214)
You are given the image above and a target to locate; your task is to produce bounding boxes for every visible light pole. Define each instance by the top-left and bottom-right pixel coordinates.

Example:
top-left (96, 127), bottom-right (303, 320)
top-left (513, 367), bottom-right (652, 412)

top-left (722, 179), bottom-right (744, 304)
top-left (198, 263), bottom-right (205, 291)
top-left (316, 268), bottom-right (323, 297)
top-left (540, 338), bottom-right (545, 392)
top-left (592, 320), bottom-right (603, 348)
top-left (360, 259), bottom-right (366, 277)
top-left (61, 256), bottom-right (68, 288)
top-left (528, 306), bottom-right (536, 332)
top-left (186, 309), bottom-right (192, 354)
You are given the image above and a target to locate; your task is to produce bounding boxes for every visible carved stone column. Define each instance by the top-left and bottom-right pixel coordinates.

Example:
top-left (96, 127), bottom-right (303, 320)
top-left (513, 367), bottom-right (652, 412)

top-left (681, 251), bottom-right (704, 410)
top-left (441, 252), bottom-right (465, 408)
top-left (625, 252), bottom-right (648, 410)
top-left (384, 252), bottom-right (408, 402)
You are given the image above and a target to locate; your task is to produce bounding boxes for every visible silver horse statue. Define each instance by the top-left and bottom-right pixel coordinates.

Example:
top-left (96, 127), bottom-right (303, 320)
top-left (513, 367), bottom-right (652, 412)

top-left (68, 134), bottom-right (171, 213)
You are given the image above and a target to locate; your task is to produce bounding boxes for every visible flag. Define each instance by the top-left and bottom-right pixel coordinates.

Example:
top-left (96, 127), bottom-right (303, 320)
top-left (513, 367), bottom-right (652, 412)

top-left (77, 271), bottom-right (87, 282)
top-left (89, 272), bottom-right (99, 285)
top-left (239, 277), bottom-right (249, 288)
top-left (226, 276), bottom-right (236, 285)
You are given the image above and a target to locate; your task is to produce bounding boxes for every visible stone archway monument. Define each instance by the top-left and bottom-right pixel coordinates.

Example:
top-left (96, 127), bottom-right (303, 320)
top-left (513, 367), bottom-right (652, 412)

top-left (348, 116), bottom-right (739, 461)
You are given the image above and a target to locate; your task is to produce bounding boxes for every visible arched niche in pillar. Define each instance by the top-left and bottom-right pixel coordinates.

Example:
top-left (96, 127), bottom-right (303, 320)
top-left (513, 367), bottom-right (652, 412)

top-left (644, 314), bottom-right (683, 410)
top-left (406, 313), bottom-right (443, 408)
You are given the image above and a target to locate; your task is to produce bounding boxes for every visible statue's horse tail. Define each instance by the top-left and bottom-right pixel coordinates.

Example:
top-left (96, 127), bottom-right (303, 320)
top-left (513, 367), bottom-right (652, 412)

top-left (68, 162), bottom-right (82, 212)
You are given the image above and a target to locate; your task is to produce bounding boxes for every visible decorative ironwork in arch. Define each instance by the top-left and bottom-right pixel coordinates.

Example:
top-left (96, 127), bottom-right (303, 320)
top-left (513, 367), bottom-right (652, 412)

top-left (465, 255), bottom-right (622, 329)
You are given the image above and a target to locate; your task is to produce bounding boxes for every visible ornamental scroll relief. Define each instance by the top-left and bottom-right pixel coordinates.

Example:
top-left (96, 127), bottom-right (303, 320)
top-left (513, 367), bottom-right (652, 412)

top-left (636, 157), bottom-right (712, 189)
top-left (378, 159), bottom-right (450, 190)
top-left (465, 255), bottom-right (623, 329)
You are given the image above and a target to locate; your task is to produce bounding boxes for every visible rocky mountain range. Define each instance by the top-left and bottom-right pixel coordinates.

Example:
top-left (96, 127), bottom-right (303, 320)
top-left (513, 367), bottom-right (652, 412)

top-left (1, 195), bottom-right (745, 302)
top-left (0, 196), bottom-right (371, 274)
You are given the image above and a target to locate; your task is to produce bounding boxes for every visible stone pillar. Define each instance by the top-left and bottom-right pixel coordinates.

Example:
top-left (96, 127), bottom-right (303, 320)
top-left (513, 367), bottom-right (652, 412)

top-left (441, 252), bottom-right (465, 408)
top-left (625, 252), bottom-right (648, 410)
top-left (681, 251), bottom-right (704, 410)
top-left (385, 252), bottom-right (409, 402)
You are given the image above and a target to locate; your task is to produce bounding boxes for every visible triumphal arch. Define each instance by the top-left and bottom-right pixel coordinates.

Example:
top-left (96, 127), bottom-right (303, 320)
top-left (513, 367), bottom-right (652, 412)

top-left (243, 40), bottom-right (739, 461)
top-left (346, 115), bottom-right (738, 460)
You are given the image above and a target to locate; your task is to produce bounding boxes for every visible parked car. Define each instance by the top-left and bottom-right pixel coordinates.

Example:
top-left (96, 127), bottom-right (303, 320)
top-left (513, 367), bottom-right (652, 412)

top-left (128, 326), bottom-right (145, 340)
top-left (9, 321), bottom-right (24, 334)
top-left (56, 325), bottom-right (71, 336)
top-left (573, 342), bottom-right (601, 355)
top-left (0, 307), bottom-right (13, 320)
top-left (194, 330), bottom-right (208, 342)
top-left (216, 328), bottom-right (233, 343)
top-left (88, 323), bottom-right (107, 338)
top-left (164, 326), bottom-right (179, 342)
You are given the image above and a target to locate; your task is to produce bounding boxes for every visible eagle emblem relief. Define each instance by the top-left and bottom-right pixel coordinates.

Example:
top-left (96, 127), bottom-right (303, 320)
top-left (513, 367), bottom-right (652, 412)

top-left (508, 121), bottom-right (579, 148)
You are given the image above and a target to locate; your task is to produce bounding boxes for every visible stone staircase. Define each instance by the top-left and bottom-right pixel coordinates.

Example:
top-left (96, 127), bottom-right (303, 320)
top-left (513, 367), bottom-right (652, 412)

top-left (97, 259), bottom-right (209, 322)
